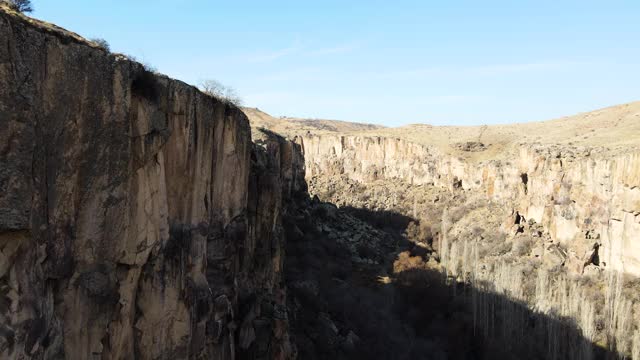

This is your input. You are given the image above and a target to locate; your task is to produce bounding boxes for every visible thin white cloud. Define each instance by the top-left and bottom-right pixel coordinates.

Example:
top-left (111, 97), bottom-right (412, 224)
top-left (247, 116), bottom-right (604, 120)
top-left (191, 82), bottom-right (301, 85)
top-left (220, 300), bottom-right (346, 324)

top-left (243, 91), bottom-right (302, 105)
top-left (306, 44), bottom-right (357, 56)
top-left (374, 67), bottom-right (446, 79)
top-left (256, 67), bottom-right (327, 82)
top-left (374, 60), bottom-right (592, 80)
top-left (244, 40), bottom-right (357, 63)
top-left (246, 46), bottom-right (299, 63)
top-left (470, 61), bottom-right (584, 75)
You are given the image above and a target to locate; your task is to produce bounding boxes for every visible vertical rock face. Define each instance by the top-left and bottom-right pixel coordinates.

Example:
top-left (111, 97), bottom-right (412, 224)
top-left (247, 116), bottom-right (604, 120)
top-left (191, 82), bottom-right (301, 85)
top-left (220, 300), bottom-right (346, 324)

top-left (298, 133), bottom-right (640, 276)
top-left (263, 124), bottom-right (640, 359)
top-left (238, 129), bottom-right (306, 360)
top-left (0, 7), bottom-right (297, 359)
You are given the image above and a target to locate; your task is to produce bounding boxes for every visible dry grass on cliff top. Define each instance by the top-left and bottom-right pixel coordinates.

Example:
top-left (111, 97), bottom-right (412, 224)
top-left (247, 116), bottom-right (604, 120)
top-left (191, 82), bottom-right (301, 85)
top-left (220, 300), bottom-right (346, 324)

top-left (0, 3), bottom-right (97, 48)
top-left (243, 107), bottom-right (385, 137)
top-left (244, 101), bottom-right (640, 162)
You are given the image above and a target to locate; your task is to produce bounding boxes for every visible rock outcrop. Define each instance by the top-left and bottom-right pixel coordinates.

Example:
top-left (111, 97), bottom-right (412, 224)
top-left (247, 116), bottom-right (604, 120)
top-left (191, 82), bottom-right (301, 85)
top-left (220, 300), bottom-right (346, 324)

top-left (0, 6), bottom-right (299, 359)
top-left (296, 133), bottom-right (640, 276)
top-left (245, 105), bottom-right (640, 359)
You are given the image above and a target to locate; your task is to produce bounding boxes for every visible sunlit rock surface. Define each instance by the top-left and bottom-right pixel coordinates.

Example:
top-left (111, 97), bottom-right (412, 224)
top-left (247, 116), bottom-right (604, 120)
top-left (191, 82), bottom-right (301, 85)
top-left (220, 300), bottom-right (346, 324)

top-left (0, 6), bottom-right (298, 359)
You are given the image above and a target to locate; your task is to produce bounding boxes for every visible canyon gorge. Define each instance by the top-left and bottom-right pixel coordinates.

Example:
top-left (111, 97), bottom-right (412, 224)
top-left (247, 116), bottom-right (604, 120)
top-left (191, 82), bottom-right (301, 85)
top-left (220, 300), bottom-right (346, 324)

top-left (2, 4), bottom-right (640, 359)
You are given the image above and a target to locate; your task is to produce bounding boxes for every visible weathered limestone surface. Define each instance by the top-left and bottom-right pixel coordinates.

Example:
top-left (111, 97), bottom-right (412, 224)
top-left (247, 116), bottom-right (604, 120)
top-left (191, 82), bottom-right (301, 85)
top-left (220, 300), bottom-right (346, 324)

top-left (0, 7), bottom-right (297, 359)
top-left (298, 134), bottom-right (640, 275)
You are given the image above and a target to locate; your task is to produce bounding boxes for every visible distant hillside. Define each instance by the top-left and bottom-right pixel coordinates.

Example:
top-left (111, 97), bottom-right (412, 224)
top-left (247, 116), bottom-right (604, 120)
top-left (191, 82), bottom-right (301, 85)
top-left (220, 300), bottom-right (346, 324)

top-left (245, 101), bottom-right (640, 161)
top-left (242, 107), bottom-right (384, 138)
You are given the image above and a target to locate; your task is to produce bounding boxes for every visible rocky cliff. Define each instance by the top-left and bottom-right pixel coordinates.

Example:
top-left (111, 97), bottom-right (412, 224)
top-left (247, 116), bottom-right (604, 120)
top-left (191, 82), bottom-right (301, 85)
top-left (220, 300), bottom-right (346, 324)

top-left (0, 6), bottom-right (300, 359)
top-left (297, 133), bottom-right (640, 276)
top-left (246, 104), bottom-right (640, 358)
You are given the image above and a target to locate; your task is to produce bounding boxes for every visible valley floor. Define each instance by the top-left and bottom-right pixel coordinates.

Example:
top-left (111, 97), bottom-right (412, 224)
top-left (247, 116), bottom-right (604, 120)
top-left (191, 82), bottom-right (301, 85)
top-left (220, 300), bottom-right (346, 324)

top-left (280, 174), bottom-right (637, 360)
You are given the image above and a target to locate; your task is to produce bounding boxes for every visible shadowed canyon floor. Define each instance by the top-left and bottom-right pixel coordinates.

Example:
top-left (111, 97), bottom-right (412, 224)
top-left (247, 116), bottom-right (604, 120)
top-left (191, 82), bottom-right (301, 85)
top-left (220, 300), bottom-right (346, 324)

top-left (282, 196), bottom-right (618, 359)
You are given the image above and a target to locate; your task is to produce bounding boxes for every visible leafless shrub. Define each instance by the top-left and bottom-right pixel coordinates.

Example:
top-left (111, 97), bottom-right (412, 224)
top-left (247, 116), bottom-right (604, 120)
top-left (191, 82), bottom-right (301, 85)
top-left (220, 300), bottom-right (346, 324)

top-left (5, 0), bottom-right (33, 13)
top-left (449, 206), bottom-right (468, 223)
top-left (471, 226), bottom-right (484, 237)
top-left (447, 200), bottom-right (481, 223)
top-left (404, 220), bottom-right (433, 246)
top-left (90, 38), bottom-right (110, 52)
top-left (199, 79), bottom-right (242, 106)
top-left (393, 251), bottom-right (426, 274)
top-left (512, 237), bottom-right (533, 256)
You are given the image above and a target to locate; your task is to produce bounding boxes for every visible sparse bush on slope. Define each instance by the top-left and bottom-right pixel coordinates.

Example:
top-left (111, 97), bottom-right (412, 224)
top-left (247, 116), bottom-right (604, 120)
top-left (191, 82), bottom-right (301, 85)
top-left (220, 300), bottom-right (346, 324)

top-left (90, 38), bottom-right (110, 52)
top-left (4, 0), bottom-right (33, 13)
top-left (199, 79), bottom-right (243, 106)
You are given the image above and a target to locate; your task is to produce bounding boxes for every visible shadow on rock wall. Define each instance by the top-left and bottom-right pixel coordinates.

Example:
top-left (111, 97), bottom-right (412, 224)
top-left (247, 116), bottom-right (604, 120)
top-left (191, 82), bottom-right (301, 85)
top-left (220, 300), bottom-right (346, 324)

top-left (283, 201), bottom-right (617, 360)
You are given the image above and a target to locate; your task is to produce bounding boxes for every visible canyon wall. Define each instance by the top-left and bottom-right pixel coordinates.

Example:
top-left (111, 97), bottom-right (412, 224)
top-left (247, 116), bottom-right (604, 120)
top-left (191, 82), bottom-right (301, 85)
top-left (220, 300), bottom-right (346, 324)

top-left (0, 7), bottom-right (299, 359)
top-left (297, 132), bottom-right (640, 358)
top-left (299, 134), bottom-right (640, 276)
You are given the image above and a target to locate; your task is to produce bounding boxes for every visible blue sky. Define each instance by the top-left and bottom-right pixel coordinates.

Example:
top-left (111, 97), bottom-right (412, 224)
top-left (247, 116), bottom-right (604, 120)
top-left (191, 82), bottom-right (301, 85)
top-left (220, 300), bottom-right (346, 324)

top-left (34, 0), bottom-right (640, 126)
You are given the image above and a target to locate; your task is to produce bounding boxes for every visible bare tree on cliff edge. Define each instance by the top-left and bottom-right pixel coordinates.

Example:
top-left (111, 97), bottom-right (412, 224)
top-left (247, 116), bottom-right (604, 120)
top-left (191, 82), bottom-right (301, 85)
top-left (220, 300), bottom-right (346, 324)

top-left (4, 0), bottom-right (33, 13)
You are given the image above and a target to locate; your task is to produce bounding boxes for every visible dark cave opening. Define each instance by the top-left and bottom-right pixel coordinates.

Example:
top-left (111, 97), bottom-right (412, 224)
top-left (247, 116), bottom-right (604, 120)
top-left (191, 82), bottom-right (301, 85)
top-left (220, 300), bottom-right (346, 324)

top-left (520, 173), bottom-right (528, 194)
